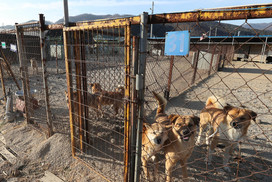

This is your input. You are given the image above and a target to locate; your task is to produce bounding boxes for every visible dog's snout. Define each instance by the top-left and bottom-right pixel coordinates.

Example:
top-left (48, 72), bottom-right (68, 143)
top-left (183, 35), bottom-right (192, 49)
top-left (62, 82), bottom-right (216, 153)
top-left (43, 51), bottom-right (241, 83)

top-left (230, 121), bottom-right (238, 128)
top-left (155, 137), bottom-right (162, 145)
top-left (183, 129), bottom-right (190, 136)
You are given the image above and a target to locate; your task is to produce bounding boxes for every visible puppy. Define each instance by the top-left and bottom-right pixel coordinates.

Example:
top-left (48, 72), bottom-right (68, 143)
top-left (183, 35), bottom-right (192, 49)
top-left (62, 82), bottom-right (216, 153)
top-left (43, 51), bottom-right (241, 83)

top-left (164, 114), bottom-right (200, 182)
top-left (90, 83), bottom-right (124, 116)
top-left (30, 58), bottom-right (38, 75)
top-left (141, 91), bottom-right (170, 181)
top-left (196, 96), bottom-right (257, 172)
top-left (64, 90), bottom-right (99, 117)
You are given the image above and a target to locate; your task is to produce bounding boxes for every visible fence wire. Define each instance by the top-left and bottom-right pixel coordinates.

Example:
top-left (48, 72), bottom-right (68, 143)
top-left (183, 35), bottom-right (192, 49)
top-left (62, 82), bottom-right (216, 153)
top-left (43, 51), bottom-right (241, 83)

top-left (64, 26), bottom-right (128, 181)
top-left (140, 18), bottom-right (272, 182)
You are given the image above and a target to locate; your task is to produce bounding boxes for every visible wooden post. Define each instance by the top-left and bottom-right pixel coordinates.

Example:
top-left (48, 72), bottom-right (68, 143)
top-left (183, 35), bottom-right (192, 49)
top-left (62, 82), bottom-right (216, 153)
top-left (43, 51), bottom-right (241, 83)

top-left (165, 55), bottom-right (174, 100)
top-left (191, 50), bottom-right (199, 85)
top-left (0, 59), bottom-right (6, 102)
top-left (39, 14), bottom-right (53, 137)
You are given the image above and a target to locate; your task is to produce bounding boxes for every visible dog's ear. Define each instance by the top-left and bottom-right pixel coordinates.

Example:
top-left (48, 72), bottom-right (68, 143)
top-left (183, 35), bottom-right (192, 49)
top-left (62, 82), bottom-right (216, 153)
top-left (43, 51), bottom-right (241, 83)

top-left (143, 123), bottom-right (151, 130)
top-left (191, 116), bottom-right (200, 126)
top-left (223, 105), bottom-right (234, 113)
top-left (248, 110), bottom-right (257, 121)
top-left (168, 114), bottom-right (179, 124)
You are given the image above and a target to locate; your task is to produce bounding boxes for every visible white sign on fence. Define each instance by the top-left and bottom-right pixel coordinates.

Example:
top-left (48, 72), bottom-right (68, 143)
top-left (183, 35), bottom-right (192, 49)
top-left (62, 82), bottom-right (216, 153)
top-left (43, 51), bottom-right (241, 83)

top-left (1, 42), bottom-right (6, 49)
top-left (10, 44), bottom-right (17, 52)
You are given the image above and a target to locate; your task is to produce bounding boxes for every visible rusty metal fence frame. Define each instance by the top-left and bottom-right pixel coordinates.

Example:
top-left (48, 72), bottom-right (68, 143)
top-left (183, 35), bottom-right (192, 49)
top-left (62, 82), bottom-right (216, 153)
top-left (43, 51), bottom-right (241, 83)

top-left (0, 3), bottom-right (271, 181)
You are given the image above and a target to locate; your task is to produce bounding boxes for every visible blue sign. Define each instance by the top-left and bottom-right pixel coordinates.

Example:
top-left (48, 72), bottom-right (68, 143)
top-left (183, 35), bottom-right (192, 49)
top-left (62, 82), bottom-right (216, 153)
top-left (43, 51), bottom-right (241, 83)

top-left (165, 31), bottom-right (190, 56)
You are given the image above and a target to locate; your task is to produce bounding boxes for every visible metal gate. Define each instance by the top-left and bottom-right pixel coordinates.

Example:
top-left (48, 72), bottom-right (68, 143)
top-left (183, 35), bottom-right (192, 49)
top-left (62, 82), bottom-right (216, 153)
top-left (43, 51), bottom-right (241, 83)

top-left (63, 17), bottom-right (142, 181)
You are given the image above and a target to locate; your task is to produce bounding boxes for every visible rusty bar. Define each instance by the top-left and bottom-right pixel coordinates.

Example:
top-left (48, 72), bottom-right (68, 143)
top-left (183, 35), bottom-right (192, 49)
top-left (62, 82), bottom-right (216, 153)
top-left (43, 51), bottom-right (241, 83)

top-left (149, 4), bottom-right (272, 24)
top-left (129, 36), bottom-right (139, 182)
top-left (165, 55), bottom-right (174, 100)
top-left (0, 48), bottom-right (21, 90)
top-left (55, 41), bottom-right (59, 74)
top-left (208, 45), bottom-right (216, 76)
top-left (191, 50), bottom-right (200, 85)
top-left (39, 14), bottom-right (54, 137)
top-left (0, 58), bottom-right (6, 102)
top-left (17, 21), bottom-right (39, 26)
top-left (64, 30), bottom-right (76, 156)
top-left (124, 25), bottom-right (131, 182)
top-left (74, 30), bottom-right (84, 152)
top-left (63, 16), bottom-right (141, 31)
top-left (15, 24), bottom-right (31, 124)
top-left (80, 30), bottom-right (89, 150)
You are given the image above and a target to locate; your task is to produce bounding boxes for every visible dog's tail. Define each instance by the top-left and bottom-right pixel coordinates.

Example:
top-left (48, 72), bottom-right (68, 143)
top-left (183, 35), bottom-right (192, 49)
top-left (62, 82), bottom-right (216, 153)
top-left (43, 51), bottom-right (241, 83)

top-left (206, 95), bottom-right (226, 109)
top-left (152, 91), bottom-right (167, 114)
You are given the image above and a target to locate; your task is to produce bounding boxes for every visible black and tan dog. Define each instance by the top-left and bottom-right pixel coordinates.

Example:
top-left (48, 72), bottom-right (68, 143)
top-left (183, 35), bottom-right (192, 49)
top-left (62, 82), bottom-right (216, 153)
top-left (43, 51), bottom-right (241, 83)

top-left (196, 96), bottom-right (257, 172)
top-left (90, 83), bottom-right (124, 116)
top-left (142, 92), bottom-right (200, 182)
top-left (164, 113), bottom-right (200, 182)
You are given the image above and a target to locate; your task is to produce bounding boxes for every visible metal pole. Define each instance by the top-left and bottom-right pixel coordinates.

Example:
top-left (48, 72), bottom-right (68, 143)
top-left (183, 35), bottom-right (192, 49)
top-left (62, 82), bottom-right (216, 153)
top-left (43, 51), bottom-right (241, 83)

top-left (15, 23), bottom-right (31, 124)
top-left (129, 36), bottom-right (139, 182)
top-left (39, 14), bottom-right (54, 137)
top-left (63, 0), bottom-right (69, 26)
top-left (165, 55), bottom-right (174, 100)
top-left (134, 12), bottom-right (148, 182)
top-left (150, 1), bottom-right (154, 38)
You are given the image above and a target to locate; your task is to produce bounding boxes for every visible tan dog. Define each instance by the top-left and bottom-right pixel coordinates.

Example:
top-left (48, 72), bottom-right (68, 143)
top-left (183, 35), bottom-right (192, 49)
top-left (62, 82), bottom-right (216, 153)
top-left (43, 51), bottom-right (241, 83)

top-left (30, 58), bottom-right (38, 75)
top-left (164, 114), bottom-right (200, 182)
top-left (196, 96), bottom-right (257, 172)
top-left (90, 83), bottom-right (124, 116)
top-left (64, 90), bottom-right (99, 117)
top-left (141, 91), bottom-right (170, 181)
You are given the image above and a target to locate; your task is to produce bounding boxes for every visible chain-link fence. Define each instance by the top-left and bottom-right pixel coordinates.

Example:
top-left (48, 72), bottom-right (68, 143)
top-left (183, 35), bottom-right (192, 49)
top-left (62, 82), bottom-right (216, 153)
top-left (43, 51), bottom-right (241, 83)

top-left (0, 4), bottom-right (271, 182)
top-left (137, 6), bottom-right (272, 182)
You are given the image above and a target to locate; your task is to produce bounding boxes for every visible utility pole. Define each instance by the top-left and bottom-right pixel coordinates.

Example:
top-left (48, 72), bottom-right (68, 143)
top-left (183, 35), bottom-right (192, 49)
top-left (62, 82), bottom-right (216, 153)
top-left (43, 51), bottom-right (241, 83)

top-left (150, 1), bottom-right (154, 38)
top-left (63, 0), bottom-right (69, 26)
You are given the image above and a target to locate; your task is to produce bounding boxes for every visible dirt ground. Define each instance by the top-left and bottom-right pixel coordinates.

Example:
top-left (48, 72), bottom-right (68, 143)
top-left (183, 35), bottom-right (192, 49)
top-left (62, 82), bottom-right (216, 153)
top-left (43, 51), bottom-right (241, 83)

top-left (0, 58), bottom-right (271, 181)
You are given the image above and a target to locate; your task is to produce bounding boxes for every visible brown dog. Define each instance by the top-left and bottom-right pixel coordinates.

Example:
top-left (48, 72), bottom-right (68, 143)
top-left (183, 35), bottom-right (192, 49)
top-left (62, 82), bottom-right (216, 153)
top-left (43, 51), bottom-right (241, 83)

top-left (164, 114), bottom-right (200, 182)
top-left (64, 90), bottom-right (99, 117)
top-left (30, 58), bottom-right (38, 75)
top-left (141, 91), bottom-right (170, 181)
top-left (90, 83), bottom-right (124, 116)
top-left (196, 96), bottom-right (257, 172)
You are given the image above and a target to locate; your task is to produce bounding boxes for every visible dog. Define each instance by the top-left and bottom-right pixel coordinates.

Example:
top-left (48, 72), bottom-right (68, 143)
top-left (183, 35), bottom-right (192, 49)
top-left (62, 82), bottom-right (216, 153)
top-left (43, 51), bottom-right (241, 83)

top-left (30, 58), bottom-right (38, 75)
top-left (64, 90), bottom-right (99, 117)
top-left (164, 113), bottom-right (200, 182)
top-left (196, 96), bottom-right (257, 172)
top-left (90, 83), bottom-right (125, 116)
top-left (141, 91), bottom-right (170, 181)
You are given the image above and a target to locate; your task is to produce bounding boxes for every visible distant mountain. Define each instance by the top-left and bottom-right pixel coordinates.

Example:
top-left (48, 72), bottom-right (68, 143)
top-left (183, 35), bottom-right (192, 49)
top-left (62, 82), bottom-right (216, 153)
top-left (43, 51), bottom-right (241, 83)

top-left (55, 13), bottom-right (134, 24)
top-left (243, 23), bottom-right (272, 32)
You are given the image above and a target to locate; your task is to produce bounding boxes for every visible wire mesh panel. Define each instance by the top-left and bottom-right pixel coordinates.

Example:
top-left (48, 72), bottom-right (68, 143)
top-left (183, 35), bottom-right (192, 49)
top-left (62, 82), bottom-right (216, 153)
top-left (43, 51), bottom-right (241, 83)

top-left (0, 31), bottom-right (21, 101)
top-left (64, 25), bottom-right (131, 181)
top-left (139, 7), bottom-right (272, 182)
top-left (15, 22), bottom-right (51, 131)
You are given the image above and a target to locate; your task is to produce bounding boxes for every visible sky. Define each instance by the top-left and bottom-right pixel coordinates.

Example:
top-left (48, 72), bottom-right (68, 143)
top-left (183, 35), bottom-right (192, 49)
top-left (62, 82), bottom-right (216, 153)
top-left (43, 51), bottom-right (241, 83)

top-left (1, 0), bottom-right (272, 26)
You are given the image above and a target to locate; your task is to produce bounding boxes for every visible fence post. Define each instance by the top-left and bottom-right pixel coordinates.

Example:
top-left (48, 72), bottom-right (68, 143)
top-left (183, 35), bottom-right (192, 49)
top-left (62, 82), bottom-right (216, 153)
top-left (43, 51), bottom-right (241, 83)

top-left (63, 30), bottom-right (76, 156)
top-left (80, 30), bottom-right (89, 151)
top-left (129, 36), bottom-right (139, 182)
top-left (134, 12), bottom-right (148, 182)
top-left (191, 50), bottom-right (199, 85)
top-left (165, 55), bottom-right (174, 100)
top-left (0, 58), bottom-right (6, 102)
top-left (15, 23), bottom-right (31, 124)
top-left (39, 14), bottom-right (53, 137)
